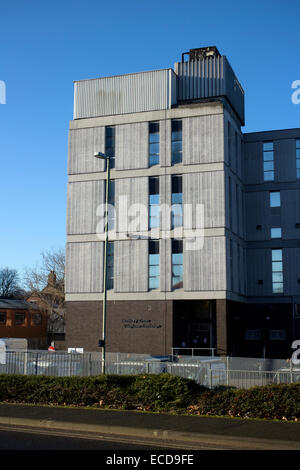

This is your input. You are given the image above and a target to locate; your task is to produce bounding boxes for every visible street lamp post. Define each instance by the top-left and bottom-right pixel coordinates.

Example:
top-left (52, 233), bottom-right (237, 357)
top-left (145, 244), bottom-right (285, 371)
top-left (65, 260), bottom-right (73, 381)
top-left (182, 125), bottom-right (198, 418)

top-left (94, 151), bottom-right (111, 373)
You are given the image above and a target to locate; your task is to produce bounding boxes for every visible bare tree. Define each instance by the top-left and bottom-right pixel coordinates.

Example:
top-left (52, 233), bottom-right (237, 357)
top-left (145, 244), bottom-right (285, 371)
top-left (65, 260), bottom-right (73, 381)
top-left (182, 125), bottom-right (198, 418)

top-left (0, 267), bottom-right (23, 298)
top-left (23, 248), bottom-right (65, 341)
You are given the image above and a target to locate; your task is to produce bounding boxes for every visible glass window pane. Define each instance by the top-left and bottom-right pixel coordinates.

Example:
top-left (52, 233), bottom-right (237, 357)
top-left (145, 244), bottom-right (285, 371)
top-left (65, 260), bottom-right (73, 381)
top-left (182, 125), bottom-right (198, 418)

top-left (149, 142), bottom-right (159, 155)
top-left (149, 277), bottom-right (160, 289)
top-left (272, 261), bottom-right (283, 272)
top-left (149, 254), bottom-right (160, 265)
top-left (263, 152), bottom-right (274, 161)
top-left (263, 142), bottom-right (273, 151)
top-left (149, 241), bottom-right (159, 254)
top-left (171, 120), bottom-right (182, 133)
top-left (272, 249), bottom-right (282, 261)
top-left (264, 171), bottom-right (274, 181)
top-left (149, 194), bottom-right (160, 205)
top-left (172, 141), bottom-right (182, 152)
top-left (149, 216), bottom-right (159, 228)
top-left (296, 140), bottom-right (300, 149)
top-left (149, 122), bottom-right (159, 134)
top-left (271, 228), bottom-right (282, 238)
top-left (273, 283), bottom-right (283, 294)
top-left (149, 178), bottom-right (159, 194)
top-left (149, 265), bottom-right (160, 277)
top-left (264, 161), bottom-right (274, 171)
top-left (149, 132), bottom-right (159, 144)
top-left (149, 205), bottom-right (160, 217)
top-left (296, 148), bottom-right (300, 158)
top-left (297, 168), bottom-right (300, 179)
top-left (172, 277), bottom-right (183, 289)
top-left (172, 265), bottom-right (183, 276)
top-left (172, 152), bottom-right (182, 164)
top-left (270, 191), bottom-right (280, 207)
top-left (149, 155), bottom-right (159, 166)
top-left (172, 253), bottom-right (183, 264)
top-left (272, 272), bottom-right (283, 283)
top-left (172, 193), bottom-right (183, 204)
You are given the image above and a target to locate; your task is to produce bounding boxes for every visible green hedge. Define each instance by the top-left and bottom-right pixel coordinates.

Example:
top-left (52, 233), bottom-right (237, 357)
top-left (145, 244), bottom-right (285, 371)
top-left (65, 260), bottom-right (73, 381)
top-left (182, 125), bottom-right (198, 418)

top-left (0, 373), bottom-right (299, 421)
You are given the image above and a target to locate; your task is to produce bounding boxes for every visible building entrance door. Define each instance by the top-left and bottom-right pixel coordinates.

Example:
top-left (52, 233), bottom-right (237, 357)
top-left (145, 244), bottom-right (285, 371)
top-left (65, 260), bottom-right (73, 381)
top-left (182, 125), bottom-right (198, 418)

top-left (188, 323), bottom-right (212, 355)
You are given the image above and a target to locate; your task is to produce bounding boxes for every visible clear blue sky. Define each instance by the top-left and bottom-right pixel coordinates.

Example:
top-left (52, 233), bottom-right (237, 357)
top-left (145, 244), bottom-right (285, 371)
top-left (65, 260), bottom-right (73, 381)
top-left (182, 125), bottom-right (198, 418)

top-left (0, 0), bottom-right (299, 280)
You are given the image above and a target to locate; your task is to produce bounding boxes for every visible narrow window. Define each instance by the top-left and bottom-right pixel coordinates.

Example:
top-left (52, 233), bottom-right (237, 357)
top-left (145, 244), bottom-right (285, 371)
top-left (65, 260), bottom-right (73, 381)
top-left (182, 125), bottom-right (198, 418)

top-left (0, 312), bottom-right (6, 325)
top-left (149, 177), bottom-right (160, 229)
top-left (149, 240), bottom-right (160, 290)
top-left (236, 184), bottom-right (239, 231)
top-left (228, 122), bottom-right (231, 167)
top-left (263, 142), bottom-right (274, 181)
top-left (172, 239), bottom-right (183, 289)
top-left (229, 176), bottom-right (232, 229)
top-left (106, 241), bottom-right (114, 290)
top-left (230, 239), bottom-right (233, 291)
top-left (270, 191), bottom-right (280, 208)
top-left (15, 313), bottom-right (25, 325)
top-left (105, 180), bottom-right (115, 231)
top-left (171, 175), bottom-right (183, 228)
top-left (149, 122), bottom-right (159, 166)
top-left (171, 120), bottom-right (182, 165)
top-left (105, 126), bottom-right (115, 169)
top-left (272, 249), bottom-right (283, 294)
top-left (296, 140), bottom-right (300, 179)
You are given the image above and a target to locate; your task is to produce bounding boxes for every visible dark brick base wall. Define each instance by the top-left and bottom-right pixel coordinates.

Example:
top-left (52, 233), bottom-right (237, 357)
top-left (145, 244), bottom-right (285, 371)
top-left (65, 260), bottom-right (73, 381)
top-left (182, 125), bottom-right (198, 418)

top-left (65, 300), bottom-right (173, 354)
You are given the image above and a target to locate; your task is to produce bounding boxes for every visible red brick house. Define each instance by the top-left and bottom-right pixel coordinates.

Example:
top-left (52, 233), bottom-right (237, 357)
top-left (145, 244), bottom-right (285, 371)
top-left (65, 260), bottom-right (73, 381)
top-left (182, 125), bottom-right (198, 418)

top-left (0, 299), bottom-right (48, 349)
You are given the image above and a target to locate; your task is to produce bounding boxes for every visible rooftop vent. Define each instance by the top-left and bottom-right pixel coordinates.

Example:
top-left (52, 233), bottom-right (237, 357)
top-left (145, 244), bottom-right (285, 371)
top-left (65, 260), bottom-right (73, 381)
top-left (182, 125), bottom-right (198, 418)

top-left (181, 46), bottom-right (221, 62)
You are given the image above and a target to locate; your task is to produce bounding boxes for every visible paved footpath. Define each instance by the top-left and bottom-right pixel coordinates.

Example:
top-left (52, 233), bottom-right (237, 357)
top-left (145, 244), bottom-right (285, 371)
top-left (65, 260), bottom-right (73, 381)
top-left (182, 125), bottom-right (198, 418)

top-left (0, 403), bottom-right (299, 450)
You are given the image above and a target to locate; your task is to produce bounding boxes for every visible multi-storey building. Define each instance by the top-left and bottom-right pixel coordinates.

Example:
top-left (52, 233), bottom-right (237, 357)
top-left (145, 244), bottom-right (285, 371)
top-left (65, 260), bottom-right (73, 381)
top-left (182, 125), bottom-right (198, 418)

top-left (65, 47), bottom-right (300, 358)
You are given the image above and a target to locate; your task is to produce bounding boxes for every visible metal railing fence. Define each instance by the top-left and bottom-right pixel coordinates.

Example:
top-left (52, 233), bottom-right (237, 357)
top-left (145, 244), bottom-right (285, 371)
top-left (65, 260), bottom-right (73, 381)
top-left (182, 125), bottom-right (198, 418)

top-left (0, 350), bottom-right (299, 389)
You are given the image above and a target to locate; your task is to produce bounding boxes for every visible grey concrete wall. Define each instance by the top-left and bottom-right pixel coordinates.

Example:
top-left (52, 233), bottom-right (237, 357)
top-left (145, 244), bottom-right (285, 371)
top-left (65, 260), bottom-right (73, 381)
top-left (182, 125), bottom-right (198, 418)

top-left (67, 180), bottom-right (105, 235)
top-left (115, 239), bottom-right (148, 292)
top-left (65, 242), bottom-right (103, 293)
top-left (184, 236), bottom-right (226, 292)
top-left (182, 114), bottom-right (224, 165)
top-left (68, 127), bottom-right (105, 175)
top-left (115, 122), bottom-right (148, 170)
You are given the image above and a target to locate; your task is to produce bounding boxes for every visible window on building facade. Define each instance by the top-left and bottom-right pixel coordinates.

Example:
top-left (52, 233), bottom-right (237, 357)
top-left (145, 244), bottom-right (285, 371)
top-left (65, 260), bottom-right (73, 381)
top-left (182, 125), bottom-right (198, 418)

top-left (15, 312), bottom-right (25, 325)
top-left (270, 329), bottom-right (286, 340)
top-left (228, 121), bottom-right (231, 166)
top-left (171, 120), bottom-right (182, 164)
top-left (272, 249), bottom-right (283, 294)
top-left (245, 329), bottom-right (261, 340)
top-left (31, 313), bottom-right (42, 326)
top-left (149, 122), bottom-right (160, 167)
top-left (172, 239), bottom-right (183, 289)
top-left (296, 140), bottom-right (300, 179)
top-left (105, 126), bottom-right (115, 169)
top-left (263, 142), bottom-right (274, 181)
top-left (106, 241), bottom-right (114, 290)
top-left (149, 177), bottom-right (160, 229)
top-left (149, 240), bottom-right (160, 290)
top-left (104, 180), bottom-right (115, 231)
top-left (270, 227), bottom-right (282, 239)
top-left (270, 191), bottom-right (281, 208)
top-left (171, 175), bottom-right (183, 228)
top-left (0, 312), bottom-right (6, 325)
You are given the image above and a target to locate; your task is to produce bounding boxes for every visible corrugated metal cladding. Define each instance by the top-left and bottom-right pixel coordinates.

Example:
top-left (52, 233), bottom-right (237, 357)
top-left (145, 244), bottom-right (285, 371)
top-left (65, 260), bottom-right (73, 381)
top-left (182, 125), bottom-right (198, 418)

top-left (175, 56), bottom-right (244, 125)
top-left (74, 69), bottom-right (177, 119)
